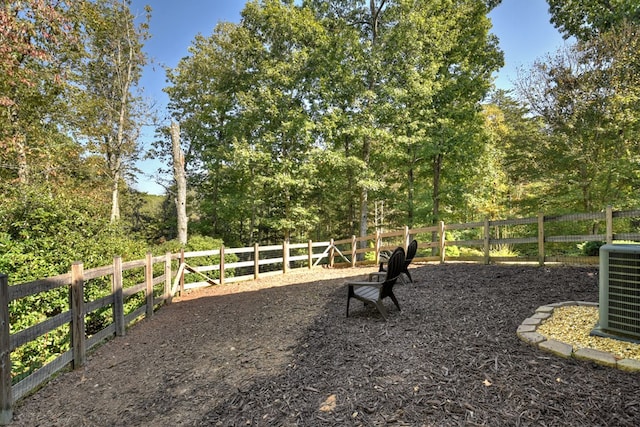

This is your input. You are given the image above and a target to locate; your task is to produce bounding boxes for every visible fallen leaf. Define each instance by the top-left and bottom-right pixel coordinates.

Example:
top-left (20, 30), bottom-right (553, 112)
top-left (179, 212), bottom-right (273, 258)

top-left (483, 379), bottom-right (492, 387)
top-left (319, 394), bottom-right (336, 412)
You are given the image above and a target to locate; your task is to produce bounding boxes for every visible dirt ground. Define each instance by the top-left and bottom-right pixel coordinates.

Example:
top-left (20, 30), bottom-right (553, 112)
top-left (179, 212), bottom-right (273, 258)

top-left (11, 263), bottom-right (640, 426)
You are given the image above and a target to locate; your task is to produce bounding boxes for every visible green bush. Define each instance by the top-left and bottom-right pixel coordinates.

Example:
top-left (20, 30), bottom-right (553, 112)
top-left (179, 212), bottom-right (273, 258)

top-left (579, 241), bottom-right (605, 256)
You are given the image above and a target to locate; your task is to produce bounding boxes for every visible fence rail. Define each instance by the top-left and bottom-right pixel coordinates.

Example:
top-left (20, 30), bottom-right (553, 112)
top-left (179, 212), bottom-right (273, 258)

top-left (1, 206), bottom-right (640, 423)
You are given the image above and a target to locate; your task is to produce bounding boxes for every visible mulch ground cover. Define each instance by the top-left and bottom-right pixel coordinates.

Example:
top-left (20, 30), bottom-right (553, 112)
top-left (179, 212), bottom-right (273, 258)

top-left (12, 263), bottom-right (640, 426)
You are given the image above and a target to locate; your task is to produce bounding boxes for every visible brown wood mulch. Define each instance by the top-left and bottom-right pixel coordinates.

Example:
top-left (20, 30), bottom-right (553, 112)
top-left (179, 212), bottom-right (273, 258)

top-left (11, 263), bottom-right (640, 426)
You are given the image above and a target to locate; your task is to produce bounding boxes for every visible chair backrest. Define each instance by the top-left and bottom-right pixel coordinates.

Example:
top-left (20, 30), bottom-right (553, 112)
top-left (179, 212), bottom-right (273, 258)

top-left (384, 247), bottom-right (405, 284)
top-left (406, 239), bottom-right (418, 263)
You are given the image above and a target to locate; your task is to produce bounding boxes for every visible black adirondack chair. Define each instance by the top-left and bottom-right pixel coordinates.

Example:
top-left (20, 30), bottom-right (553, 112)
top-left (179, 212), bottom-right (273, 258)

top-left (346, 247), bottom-right (405, 320)
top-left (374, 239), bottom-right (418, 283)
top-left (402, 239), bottom-right (418, 283)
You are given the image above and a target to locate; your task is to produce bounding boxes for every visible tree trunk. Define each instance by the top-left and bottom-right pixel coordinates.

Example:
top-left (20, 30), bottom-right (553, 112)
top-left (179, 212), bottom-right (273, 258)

top-left (171, 121), bottom-right (188, 245)
top-left (16, 134), bottom-right (29, 185)
top-left (110, 173), bottom-right (120, 222)
top-left (431, 152), bottom-right (443, 255)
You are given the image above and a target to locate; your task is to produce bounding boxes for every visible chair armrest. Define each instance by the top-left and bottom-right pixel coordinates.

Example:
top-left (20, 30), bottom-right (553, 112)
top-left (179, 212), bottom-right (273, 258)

top-left (346, 280), bottom-right (383, 289)
top-left (368, 271), bottom-right (386, 282)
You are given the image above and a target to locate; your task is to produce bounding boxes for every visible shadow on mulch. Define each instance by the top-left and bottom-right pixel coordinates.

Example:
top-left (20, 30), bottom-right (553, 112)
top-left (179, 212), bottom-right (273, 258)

top-left (11, 264), bottom-right (640, 427)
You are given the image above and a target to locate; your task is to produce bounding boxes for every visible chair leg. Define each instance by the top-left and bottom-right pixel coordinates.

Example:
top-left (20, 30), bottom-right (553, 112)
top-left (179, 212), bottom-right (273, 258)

top-left (388, 292), bottom-right (401, 311)
top-left (406, 270), bottom-right (413, 283)
top-left (375, 301), bottom-right (388, 320)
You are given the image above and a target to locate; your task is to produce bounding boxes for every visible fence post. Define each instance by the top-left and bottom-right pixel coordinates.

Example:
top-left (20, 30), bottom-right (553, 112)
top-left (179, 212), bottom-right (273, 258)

top-left (254, 244), bottom-right (260, 280)
top-left (145, 253), bottom-right (154, 318)
top-left (219, 246), bottom-right (225, 285)
top-left (329, 239), bottom-right (335, 267)
top-left (70, 262), bottom-right (86, 369)
top-left (351, 235), bottom-right (357, 268)
top-left (439, 221), bottom-right (446, 264)
top-left (179, 248), bottom-right (185, 296)
top-left (404, 225), bottom-right (410, 252)
top-left (606, 205), bottom-right (613, 244)
top-left (483, 218), bottom-right (490, 265)
top-left (538, 212), bottom-right (545, 266)
top-left (283, 240), bottom-right (289, 274)
top-left (164, 252), bottom-right (172, 304)
top-left (112, 256), bottom-right (125, 337)
top-left (0, 274), bottom-right (12, 425)
top-left (308, 240), bottom-right (313, 269)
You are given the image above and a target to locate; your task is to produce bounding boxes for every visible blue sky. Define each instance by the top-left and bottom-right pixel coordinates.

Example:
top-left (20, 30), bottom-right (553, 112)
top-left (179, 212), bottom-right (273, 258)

top-left (130, 0), bottom-right (567, 195)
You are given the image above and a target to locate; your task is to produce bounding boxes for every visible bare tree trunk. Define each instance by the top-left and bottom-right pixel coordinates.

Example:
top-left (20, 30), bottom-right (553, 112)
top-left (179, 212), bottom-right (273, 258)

top-left (171, 121), bottom-right (187, 245)
top-left (110, 175), bottom-right (120, 222)
top-left (16, 134), bottom-right (29, 184)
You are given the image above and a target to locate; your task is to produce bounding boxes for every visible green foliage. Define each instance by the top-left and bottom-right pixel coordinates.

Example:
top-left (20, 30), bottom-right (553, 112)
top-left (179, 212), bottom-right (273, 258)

top-left (547, 0), bottom-right (640, 41)
top-left (579, 241), bottom-right (606, 256)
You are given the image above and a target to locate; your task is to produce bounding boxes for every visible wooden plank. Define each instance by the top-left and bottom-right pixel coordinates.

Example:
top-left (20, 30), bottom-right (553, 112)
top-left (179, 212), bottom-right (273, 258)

top-left (10, 311), bottom-right (72, 352)
top-left (310, 241), bottom-right (331, 247)
top-left (124, 305), bottom-right (146, 327)
top-left (87, 324), bottom-right (116, 350)
top-left (83, 265), bottom-right (114, 280)
top-left (257, 257), bottom-right (284, 266)
top-left (379, 229), bottom-right (404, 238)
top-left (445, 221), bottom-right (484, 230)
top-left (333, 238), bottom-right (353, 245)
top-left (85, 294), bottom-right (114, 314)
top-left (150, 255), bottom-right (166, 264)
top-left (8, 273), bottom-right (70, 302)
top-left (193, 265), bottom-right (221, 272)
top-left (613, 233), bottom-right (640, 241)
top-left (152, 274), bottom-right (166, 286)
top-left (11, 349), bottom-right (73, 403)
top-left (490, 217), bottom-right (537, 226)
top-left (225, 246), bottom-right (255, 254)
top-left (257, 244), bottom-right (282, 251)
top-left (182, 249), bottom-right (220, 258)
top-left (410, 226), bottom-right (439, 234)
top-left (184, 264), bottom-right (217, 286)
top-left (545, 212), bottom-right (605, 222)
top-left (613, 209), bottom-right (640, 218)
top-left (221, 260), bottom-right (253, 269)
top-left (546, 234), bottom-right (606, 243)
top-left (122, 282), bottom-right (146, 298)
top-left (121, 259), bottom-right (146, 270)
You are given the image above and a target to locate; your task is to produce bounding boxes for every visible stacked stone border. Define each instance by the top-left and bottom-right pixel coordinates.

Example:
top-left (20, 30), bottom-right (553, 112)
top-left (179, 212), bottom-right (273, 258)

top-left (517, 301), bottom-right (640, 372)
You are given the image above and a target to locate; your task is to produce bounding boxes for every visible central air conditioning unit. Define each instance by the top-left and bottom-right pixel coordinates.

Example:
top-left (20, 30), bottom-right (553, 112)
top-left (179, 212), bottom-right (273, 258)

top-left (592, 244), bottom-right (640, 343)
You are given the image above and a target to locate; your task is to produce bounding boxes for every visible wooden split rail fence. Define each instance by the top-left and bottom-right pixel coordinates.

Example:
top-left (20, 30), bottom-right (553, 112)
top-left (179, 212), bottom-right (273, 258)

top-left (2, 206), bottom-right (640, 422)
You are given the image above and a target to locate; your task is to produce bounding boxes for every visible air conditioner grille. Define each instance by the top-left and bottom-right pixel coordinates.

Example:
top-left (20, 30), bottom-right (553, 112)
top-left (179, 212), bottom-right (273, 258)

top-left (594, 245), bottom-right (640, 342)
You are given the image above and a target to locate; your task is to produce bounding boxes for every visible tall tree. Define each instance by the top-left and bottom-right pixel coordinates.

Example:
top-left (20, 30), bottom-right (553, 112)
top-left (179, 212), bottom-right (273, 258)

top-left (170, 121), bottom-right (187, 245)
top-left (0, 0), bottom-right (79, 185)
top-left (515, 40), bottom-right (638, 212)
top-left (74, 0), bottom-right (149, 222)
top-left (547, 0), bottom-right (640, 41)
top-left (166, 1), bottom-right (325, 244)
